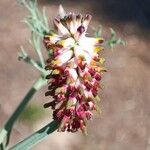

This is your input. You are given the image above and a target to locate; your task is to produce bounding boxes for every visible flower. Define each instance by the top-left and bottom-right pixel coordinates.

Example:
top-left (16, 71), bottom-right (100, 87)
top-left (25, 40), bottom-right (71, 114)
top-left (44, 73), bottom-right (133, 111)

top-left (43, 13), bottom-right (106, 133)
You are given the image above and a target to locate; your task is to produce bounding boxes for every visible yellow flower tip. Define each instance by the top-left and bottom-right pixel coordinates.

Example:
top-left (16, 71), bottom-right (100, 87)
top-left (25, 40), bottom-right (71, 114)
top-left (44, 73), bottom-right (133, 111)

top-left (58, 39), bottom-right (65, 46)
top-left (100, 67), bottom-right (107, 73)
top-left (94, 46), bottom-right (104, 53)
top-left (93, 66), bottom-right (101, 72)
top-left (90, 60), bottom-right (97, 66)
top-left (83, 73), bottom-right (92, 81)
top-left (52, 69), bottom-right (60, 75)
top-left (66, 77), bottom-right (75, 84)
top-left (57, 38), bottom-right (75, 47)
top-left (99, 58), bottom-right (105, 64)
top-left (55, 87), bottom-right (62, 94)
top-left (96, 37), bottom-right (104, 44)
top-left (51, 60), bottom-right (61, 65)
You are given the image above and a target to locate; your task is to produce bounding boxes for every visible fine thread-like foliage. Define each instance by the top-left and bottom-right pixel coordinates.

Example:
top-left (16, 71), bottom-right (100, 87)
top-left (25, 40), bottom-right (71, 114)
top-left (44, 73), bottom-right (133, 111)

top-left (19, 0), bottom-right (49, 36)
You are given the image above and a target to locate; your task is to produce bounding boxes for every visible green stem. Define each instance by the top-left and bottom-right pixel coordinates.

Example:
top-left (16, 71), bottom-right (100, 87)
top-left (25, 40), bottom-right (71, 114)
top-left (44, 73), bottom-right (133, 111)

top-left (9, 121), bottom-right (59, 150)
top-left (0, 77), bottom-right (47, 147)
top-left (36, 47), bottom-right (45, 68)
top-left (26, 56), bottom-right (45, 73)
top-left (19, 46), bottom-right (46, 74)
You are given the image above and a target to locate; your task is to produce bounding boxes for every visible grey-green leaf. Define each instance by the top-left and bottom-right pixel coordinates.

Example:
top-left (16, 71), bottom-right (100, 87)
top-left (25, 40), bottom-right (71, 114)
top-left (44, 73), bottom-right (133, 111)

top-left (9, 121), bottom-right (59, 150)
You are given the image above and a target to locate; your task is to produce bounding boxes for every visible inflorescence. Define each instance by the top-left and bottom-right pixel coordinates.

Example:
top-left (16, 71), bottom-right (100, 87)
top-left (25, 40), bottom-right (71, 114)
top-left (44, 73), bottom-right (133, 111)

top-left (43, 13), bottom-right (106, 133)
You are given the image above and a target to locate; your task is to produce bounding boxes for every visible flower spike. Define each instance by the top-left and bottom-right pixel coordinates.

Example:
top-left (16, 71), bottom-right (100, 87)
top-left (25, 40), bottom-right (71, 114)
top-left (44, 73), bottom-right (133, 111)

top-left (43, 13), bottom-right (105, 133)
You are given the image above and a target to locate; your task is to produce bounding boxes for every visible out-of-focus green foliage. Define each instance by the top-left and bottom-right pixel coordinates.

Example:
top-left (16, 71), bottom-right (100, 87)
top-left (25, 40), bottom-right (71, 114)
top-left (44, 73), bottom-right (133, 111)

top-left (106, 28), bottom-right (125, 49)
top-left (18, 103), bottom-right (46, 125)
top-left (92, 25), bottom-right (103, 37)
top-left (92, 26), bottom-right (125, 49)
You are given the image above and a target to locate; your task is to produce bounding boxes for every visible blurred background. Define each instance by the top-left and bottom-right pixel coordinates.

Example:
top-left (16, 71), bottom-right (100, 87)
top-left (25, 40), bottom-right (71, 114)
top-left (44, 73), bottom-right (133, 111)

top-left (0, 0), bottom-right (150, 150)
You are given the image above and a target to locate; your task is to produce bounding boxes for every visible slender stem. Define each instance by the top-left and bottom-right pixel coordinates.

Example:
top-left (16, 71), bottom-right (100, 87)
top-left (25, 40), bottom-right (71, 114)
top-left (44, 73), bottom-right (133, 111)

top-left (30, 33), bottom-right (45, 68)
top-left (9, 121), bottom-right (59, 150)
top-left (0, 77), bottom-right (47, 146)
top-left (36, 47), bottom-right (45, 68)
top-left (27, 56), bottom-right (45, 73)
top-left (19, 46), bottom-right (46, 74)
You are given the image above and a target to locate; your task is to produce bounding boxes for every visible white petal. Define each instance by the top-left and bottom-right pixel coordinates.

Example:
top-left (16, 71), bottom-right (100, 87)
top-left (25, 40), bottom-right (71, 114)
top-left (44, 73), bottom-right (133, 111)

top-left (82, 15), bottom-right (92, 31)
top-left (83, 88), bottom-right (93, 98)
top-left (74, 45), bottom-right (92, 64)
top-left (67, 57), bottom-right (77, 68)
top-left (88, 102), bottom-right (94, 109)
top-left (75, 79), bottom-right (80, 87)
top-left (79, 37), bottom-right (101, 57)
top-left (83, 52), bottom-right (92, 64)
top-left (54, 19), bottom-right (69, 35)
top-left (58, 50), bottom-right (73, 65)
top-left (47, 35), bottom-right (61, 44)
top-left (69, 68), bottom-right (78, 80)
top-left (76, 14), bottom-right (82, 27)
top-left (58, 37), bottom-right (75, 47)
top-left (69, 14), bottom-right (77, 34)
top-left (70, 21), bottom-right (76, 34)
top-left (79, 37), bottom-right (97, 47)
top-left (70, 97), bottom-right (77, 105)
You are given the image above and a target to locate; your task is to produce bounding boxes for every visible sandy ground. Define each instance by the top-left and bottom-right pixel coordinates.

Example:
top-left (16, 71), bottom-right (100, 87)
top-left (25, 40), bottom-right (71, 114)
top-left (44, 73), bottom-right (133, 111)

top-left (0, 0), bottom-right (150, 150)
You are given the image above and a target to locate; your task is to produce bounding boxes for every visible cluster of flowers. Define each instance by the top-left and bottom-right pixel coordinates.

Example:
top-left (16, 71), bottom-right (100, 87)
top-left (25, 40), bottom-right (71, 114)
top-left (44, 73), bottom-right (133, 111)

top-left (43, 13), bottom-right (106, 133)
